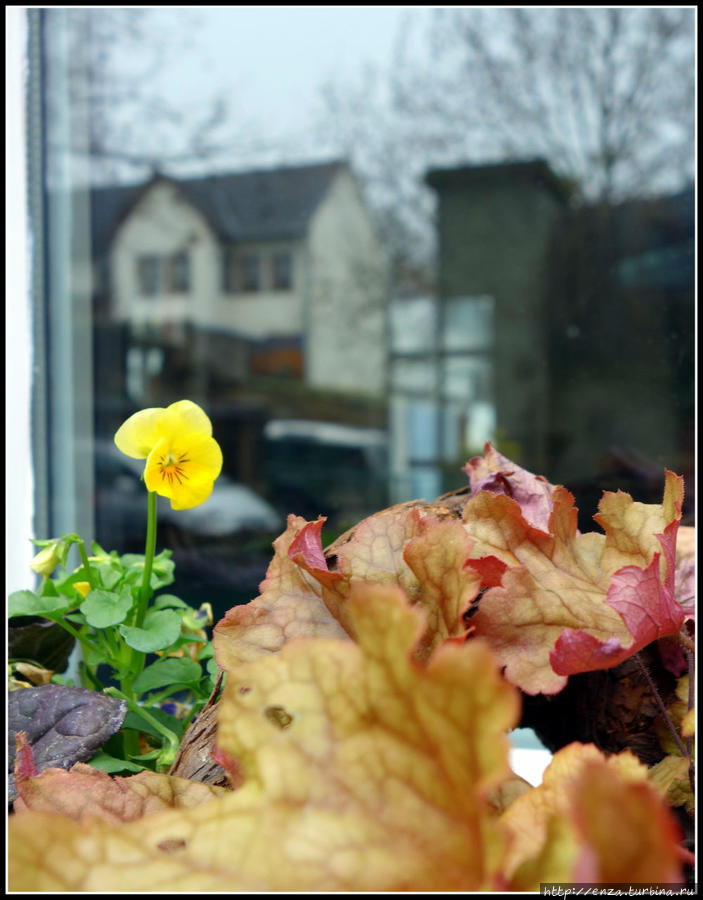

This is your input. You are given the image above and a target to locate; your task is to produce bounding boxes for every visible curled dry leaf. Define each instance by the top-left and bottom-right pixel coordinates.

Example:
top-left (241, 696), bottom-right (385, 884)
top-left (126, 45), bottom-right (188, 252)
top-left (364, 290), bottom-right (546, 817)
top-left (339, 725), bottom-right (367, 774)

top-left (13, 762), bottom-right (228, 824)
top-left (216, 445), bottom-right (689, 699)
top-left (9, 584), bottom-right (520, 892)
top-left (467, 469), bottom-right (686, 694)
top-left (213, 515), bottom-right (349, 670)
top-left (464, 442), bottom-right (558, 533)
top-left (674, 524), bottom-right (696, 617)
top-left (501, 743), bottom-right (683, 889)
top-left (214, 506), bottom-right (481, 671)
top-left (648, 755), bottom-right (694, 815)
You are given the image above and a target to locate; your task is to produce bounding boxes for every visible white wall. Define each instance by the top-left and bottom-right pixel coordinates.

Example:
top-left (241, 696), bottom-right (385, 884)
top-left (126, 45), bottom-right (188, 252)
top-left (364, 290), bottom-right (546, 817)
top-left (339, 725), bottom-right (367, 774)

top-left (112, 181), bottom-right (220, 329)
top-left (5, 7), bottom-right (35, 593)
top-left (112, 170), bottom-right (388, 397)
top-left (215, 240), bottom-right (303, 339)
top-left (306, 169), bottom-right (387, 397)
top-left (114, 181), bottom-right (305, 340)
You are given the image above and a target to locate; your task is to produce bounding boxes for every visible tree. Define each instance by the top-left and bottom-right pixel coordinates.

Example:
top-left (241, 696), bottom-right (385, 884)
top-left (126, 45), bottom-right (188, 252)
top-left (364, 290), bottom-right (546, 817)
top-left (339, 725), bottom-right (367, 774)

top-left (316, 7), bottom-right (695, 281)
top-left (42, 8), bottom-right (238, 185)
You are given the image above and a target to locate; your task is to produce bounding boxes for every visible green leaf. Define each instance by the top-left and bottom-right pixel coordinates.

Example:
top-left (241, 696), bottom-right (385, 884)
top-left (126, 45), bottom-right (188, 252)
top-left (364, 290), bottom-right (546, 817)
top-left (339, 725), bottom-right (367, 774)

top-left (118, 609), bottom-right (182, 653)
top-left (151, 551), bottom-right (175, 589)
top-left (119, 553), bottom-right (146, 569)
top-left (89, 540), bottom-right (114, 559)
top-left (119, 552), bottom-right (175, 590)
top-left (206, 656), bottom-right (220, 678)
top-left (151, 593), bottom-right (190, 610)
top-left (132, 657), bottom-right (203, 694)
top-left (96, 564), bottom-right (123, 591)
top-left (38, 578), bottom-right (60, 598)
top-left (80, 586), bottom-right (134, 629)
top-left (8, 590), bottom-right (73, 619)
top-left (83, 644), bottom-right (107, 666)
top-left (87, 750), bottom-right (146, 774)
top-left (198, 642), bottom-right (215, 660)
top-left (55, 569), bottom-right (90, 597)
top-left (123, 707), bottom-right (185, 739)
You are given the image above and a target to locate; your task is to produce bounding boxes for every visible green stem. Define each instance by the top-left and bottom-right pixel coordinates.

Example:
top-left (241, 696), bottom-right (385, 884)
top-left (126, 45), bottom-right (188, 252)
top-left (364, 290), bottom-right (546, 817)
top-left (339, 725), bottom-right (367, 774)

top-left (121, 490), bottom-right (158, 697)
top-left (76, 539), bottom-right (98, 589)
top-left (105, 688), bottom-right (180, 772)
top-left (137, 490), bottom-right (158, 628)
top-left (49, 616), bottom-right (99, 688)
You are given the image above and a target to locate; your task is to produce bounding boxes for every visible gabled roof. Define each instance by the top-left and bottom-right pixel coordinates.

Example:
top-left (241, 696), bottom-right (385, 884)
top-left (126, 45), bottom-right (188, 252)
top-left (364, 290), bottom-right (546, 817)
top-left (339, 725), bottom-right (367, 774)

top-left (90, 160), bottom-right (348, 257)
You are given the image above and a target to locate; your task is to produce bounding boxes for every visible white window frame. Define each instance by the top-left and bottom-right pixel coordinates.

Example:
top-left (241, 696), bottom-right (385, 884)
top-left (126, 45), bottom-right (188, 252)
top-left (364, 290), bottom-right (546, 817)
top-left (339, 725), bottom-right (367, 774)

top-left (6, 7), bottom-right (34, 592)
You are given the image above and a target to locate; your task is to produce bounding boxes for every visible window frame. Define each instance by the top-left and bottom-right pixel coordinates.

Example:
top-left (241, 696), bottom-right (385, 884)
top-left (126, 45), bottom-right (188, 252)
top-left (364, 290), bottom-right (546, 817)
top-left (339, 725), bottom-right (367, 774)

top-left (240, 251), bottom-right (261, 292)
top-left (272, 249), bottom-right (293, 290)
top-left (167, 250), bottom-right (191, 293)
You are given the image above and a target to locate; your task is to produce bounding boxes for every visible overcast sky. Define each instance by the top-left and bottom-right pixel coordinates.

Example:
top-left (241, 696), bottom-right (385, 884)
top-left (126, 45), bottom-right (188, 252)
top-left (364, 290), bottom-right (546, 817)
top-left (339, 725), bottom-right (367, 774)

top-left (144, 6), bottom-right (417, 163)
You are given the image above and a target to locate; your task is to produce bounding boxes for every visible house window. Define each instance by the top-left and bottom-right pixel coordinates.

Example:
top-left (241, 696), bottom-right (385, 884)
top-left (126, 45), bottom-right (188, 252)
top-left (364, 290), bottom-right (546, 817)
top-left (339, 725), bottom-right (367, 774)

top-left (167, 251), bottom-right (190, 293)
top-left (241, 253), bottom-right (260, 291)
top-left (137, 255), bottom-right (160, 297)
top-left (442, 295), bottom-right (493, 351)
top-left (272, 250), bottom-right (293, 290)
top-left (137, 252), bottom-right (190, 296)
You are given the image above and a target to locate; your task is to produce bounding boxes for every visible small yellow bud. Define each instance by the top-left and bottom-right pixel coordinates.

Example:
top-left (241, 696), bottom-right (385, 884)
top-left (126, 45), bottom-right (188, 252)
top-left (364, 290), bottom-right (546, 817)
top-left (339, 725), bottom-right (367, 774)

top-left (74, 581), bottom-right (91, 598)
top-left (29, 545), bottom-right (60, 578)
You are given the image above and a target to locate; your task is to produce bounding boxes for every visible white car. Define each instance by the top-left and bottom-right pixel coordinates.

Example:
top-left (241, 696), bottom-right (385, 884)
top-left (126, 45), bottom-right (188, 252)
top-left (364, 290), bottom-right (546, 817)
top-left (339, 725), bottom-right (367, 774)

top-left (161, 473), bottom-right (282, 537)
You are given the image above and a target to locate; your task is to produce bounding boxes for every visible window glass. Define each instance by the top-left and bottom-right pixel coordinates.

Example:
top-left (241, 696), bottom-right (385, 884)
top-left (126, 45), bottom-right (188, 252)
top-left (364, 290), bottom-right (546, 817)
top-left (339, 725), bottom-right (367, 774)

top-left (241, 253), bottom-right (261, 292)
top-left (389, 296), bottom-right (436, 353)
top-left (443, 296), bottom-right (493, 351)
top-left (24, 6), bottom-right (694, 627)
top-left (137, 256), bottom-right (160, 297)
top-left (167, 251), bottom-right (190, 293)
top-left (391, 358), bottom-right (437, 393)
top-left (272, 250), bottom-right (293, 290)
top-left (442, 357), bottom-right (492, 403)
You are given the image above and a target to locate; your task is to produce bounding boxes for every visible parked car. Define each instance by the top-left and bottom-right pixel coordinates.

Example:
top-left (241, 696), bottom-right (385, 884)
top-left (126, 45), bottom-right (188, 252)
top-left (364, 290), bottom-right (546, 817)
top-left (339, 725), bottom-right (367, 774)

top-left (262, 419), bottom-right (388, 525)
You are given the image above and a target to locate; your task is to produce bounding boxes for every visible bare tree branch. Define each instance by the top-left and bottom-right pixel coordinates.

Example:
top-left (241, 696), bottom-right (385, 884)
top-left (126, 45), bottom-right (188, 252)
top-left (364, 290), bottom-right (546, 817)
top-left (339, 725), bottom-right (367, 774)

top-left (315, 7), bottom-right (694, 280)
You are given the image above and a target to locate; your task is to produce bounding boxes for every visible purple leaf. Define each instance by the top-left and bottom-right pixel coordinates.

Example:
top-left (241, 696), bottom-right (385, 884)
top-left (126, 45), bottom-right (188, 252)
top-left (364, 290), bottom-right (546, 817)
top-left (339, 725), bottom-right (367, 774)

top-left (8, 685), bottom-right (127, 801)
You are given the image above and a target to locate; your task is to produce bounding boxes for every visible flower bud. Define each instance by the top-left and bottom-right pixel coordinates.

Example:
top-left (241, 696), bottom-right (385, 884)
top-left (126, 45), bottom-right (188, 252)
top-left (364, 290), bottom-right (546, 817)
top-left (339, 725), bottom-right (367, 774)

top-left (29, 544), bottom-right (60, 578)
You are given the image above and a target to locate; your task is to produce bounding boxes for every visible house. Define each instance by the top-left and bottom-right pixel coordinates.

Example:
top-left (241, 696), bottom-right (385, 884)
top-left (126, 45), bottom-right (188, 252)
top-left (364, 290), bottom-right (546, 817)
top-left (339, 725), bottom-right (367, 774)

top-left (90, 160), bottom-right (388, 406)
top-left (89, 160), bottom-right (390, 500)
top-left (423, 159), bottom-right (694, 522)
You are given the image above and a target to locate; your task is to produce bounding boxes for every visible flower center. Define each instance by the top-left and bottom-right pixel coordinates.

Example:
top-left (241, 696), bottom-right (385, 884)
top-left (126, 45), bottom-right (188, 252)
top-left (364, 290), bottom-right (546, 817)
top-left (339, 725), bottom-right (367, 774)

top-left (158, 451), bottom-right (190, 485)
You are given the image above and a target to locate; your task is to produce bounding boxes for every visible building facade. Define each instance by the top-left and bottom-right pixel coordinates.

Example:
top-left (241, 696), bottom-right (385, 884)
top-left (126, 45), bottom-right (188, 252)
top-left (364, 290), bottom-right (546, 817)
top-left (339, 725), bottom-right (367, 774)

top-left (425, 159), bottom-right (694, 521)
top-left (92, 160), bottom-right (388, 407)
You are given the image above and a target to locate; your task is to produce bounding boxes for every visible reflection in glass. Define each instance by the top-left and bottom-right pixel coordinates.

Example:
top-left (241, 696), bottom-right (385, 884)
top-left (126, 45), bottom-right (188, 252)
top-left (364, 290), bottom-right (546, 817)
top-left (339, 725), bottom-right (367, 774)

top-left (443, 295), bottom-right (493, 351)
top-left (27, 7), bottom-right (694, 619)
top-left (442, 357), bottom-right (492, 403)
top-left (391, 359), bottom-right (437, 394)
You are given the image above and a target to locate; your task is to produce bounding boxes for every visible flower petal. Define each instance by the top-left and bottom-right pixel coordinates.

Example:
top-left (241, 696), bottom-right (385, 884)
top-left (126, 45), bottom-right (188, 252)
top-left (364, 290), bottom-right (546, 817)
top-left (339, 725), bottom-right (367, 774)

top-left (114, 407), bottom-right (167, 459)
top-left (144, 434), bottom-right (222, 510)
top-left (163, 400), bottom-right (213, 438)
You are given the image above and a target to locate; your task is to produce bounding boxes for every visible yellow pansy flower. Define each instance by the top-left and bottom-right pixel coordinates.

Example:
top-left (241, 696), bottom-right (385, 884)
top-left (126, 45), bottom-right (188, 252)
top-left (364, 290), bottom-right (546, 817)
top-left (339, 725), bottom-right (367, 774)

top-left (114, 400), bottom-right (223, 510)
